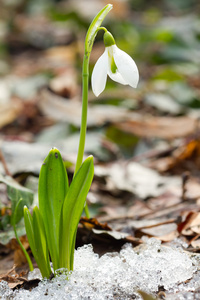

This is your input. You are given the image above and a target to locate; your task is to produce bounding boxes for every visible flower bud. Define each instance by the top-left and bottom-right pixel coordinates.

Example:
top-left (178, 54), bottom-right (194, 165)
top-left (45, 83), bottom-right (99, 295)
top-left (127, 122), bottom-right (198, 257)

top-left (103, 31), bottom-right (115, 47)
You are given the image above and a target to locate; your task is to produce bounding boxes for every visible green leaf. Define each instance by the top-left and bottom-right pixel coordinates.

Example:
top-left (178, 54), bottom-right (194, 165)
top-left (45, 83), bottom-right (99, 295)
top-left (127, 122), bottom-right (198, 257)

top-left (0, 173), bottom-right (33, 225)
top-left (38, 148), bottom-right (68, 271)
top-left (24, 206), bottom-right (52, 278)
top-left (32, 207), bottom-right (52, 278)
top-left (60, 156), bottom-right (94, 270)
top-left (24, 206), bottom-right (36, 260)
top-left (13, 200), bottom-right (33, 272)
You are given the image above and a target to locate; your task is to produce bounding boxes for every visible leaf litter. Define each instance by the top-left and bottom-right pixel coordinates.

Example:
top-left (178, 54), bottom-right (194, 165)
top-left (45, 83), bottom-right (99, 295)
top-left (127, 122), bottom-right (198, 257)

top-left (1, 0), bottom-right (200, 299)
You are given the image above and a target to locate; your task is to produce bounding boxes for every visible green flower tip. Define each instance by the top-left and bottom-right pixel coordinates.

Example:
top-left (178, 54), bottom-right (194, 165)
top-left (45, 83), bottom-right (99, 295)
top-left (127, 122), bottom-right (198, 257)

top-left (106, 4), bottom-right (113, 10)
top-left (103, 31), bottom-right (115, 47)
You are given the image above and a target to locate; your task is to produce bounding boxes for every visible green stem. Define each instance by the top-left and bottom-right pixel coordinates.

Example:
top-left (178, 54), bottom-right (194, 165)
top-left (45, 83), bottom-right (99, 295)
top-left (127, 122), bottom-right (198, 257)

top-left (74, 53), bottom-right (90, 218)
top-left (74, 53), bottom-right (89, 177)
top-left (13, 223), bottom-right (34, 272)
top-left (74, 4), bottom-right (113, 218)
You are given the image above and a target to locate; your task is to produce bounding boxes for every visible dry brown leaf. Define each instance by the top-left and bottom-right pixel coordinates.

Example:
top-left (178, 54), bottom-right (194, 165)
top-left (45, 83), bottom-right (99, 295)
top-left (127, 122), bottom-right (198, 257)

top-left (95, 160), bottom-right (181, 199)
top-left (138, 290), bottom-right (157, 300)
top-left (80, 217), bottom-right (112, 231)
top-left (115, 116), bottom-right (196, 139)
top-left (0, 251), bottom-right (15, 275)
top-left (191, 238), bottom-right (200, 249)
top-left (165, 139), bottom-right (200, 172)
top-left (14, 249), bottom-right (28, 267)
top-left (156, 230), bottom-right (179, 242)
top-left (0, 272), bottom-right (40, 290)
top-left (148, 139), bottom-right (200, 174)
top-left (44, 44), bottom-right (79, 63)
top-left (185, 178), bottom-right (200, 199)
top-left (0, 266), bottom-right (26, 289)
top-left (0, 98), bottom-right (23, 129)
top-left (49, 69), bottom-right (79, 98)
top-left (39, 87), bottom-right (131, 126)
top-left (4, 236), bottom-right (30, 268)
top-left (147, 191), bottom-right (181, 211)
top-left (136, 221), bottom-right (178, 240)
top-left (178, 212), bottom-right (200, 235)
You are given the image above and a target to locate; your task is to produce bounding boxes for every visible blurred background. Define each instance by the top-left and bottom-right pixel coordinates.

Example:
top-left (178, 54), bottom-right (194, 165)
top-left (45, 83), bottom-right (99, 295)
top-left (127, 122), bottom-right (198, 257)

top-left (0, 0), bottom-right (199, 159)
top-left (0, 0), bottom-right (200, 249)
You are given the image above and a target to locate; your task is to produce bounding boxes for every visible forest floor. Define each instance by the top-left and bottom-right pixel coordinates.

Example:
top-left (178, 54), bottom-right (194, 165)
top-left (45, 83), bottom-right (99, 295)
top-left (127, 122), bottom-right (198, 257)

top-left (0, 0), bottom-right (200, 299)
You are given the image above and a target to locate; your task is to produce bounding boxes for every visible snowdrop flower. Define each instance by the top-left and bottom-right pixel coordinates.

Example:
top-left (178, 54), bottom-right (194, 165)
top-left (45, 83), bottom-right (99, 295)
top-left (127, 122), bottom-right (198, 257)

top-left (91, 31), bottom-right (139, 97)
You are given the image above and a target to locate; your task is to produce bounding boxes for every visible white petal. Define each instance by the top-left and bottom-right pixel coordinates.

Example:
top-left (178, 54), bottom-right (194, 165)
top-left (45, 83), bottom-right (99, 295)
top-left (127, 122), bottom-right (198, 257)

top-left (106, 46), bottom-right (127, 85)
top-left (107, 68), bottom-right (127, 85)
top-left (113, 45), bottom-right (139, 88)
top-left (91, 50), bottom-right (108, 97)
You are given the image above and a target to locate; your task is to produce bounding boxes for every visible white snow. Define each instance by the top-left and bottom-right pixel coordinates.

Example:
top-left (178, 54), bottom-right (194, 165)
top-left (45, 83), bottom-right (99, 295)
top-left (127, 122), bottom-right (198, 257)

top-left (0, 237), bottom-right (198, 300)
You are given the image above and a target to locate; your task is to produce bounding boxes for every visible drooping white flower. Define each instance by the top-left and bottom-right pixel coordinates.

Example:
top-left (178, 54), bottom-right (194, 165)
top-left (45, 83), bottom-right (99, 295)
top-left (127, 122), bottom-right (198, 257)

top-left (91, 31), bottom-right (139, 97)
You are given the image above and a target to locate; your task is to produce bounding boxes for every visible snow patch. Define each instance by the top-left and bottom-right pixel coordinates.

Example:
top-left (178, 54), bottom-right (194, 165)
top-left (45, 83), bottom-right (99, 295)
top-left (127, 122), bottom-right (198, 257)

top-left (0, 238), bottom-right (197, 299)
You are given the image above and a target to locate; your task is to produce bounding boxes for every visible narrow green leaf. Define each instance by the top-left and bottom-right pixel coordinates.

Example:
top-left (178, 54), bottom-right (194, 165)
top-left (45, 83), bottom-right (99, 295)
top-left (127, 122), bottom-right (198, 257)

top-left (13, 200), bottom-right (33, 272)
top-left (85, 4), bottom-right (113, 54)
top-left (24, 206), bottom-right (36, 260)
top-left (24, 206), bottom-right (52, 278)
top-left (38, 148), bottom-right (68, 271)
top-left (69, 228), bottom-right (77, 271)
top-left (32, 207), bottom-right (52, 278)
top-left (60, 156), bottom-right (94, 270)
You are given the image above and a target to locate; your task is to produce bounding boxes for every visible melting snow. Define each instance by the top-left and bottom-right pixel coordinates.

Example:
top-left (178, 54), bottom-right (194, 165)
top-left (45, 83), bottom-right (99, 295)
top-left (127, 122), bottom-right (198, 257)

top-left (0, 237), bottom-right (199, 299)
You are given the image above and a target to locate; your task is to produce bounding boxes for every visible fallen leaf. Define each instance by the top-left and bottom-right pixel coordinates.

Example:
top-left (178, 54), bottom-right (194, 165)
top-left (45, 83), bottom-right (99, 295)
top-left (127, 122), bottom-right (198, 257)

top-left (148, 139), bottom-right (200, 174)
top-left (92, 228), bottom-right (130, 240)
top-left (0, 141), bottom-right (74, 175)
top-left (39, 87), bottom-right (132, 127)
top-left (178, 211), bottom-right (200, 236)
top-left (156, 230), bottom-right (179, 242)
top-left (0, 270), bottom-right (40, 290)
top-left (115, 116), bottom-right (196, 139)
top-left (191, 238), bottom-right (200, 249)
top-left (49, 68), bottom-right (79, 98)
top-left (0, 98), bottom-right (23, 129)
top-left (13, 236), bottom-right (30, 267)
top-left (44, 44), bottom-right (78, 64)
top-left (185, 177), bottom-right (200, 200)
top-left (0, 173), bottom-right (33, 227)
top-left (145, 93), bottom-right (182, 114)
top-left (167, 139), bottom-right (200, 172)
top-left (80, 217), bottom-right (112, 231)
top-left (138, 290), bottom-right (157, 300)
top-left (95, 161), bottom-right (181, 199)
top-left (131, 217), bottom-right (179, 241)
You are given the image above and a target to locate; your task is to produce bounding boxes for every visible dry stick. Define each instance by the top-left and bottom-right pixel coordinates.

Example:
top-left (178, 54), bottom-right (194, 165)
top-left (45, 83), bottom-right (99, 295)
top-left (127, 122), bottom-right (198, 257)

top-left (181, 171), bottom-right (190, 201)
top-left (0, 149), bottom-right (12, 176)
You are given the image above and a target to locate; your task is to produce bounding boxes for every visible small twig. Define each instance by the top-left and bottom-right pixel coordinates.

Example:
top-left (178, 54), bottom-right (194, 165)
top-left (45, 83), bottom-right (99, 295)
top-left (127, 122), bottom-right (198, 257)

top-left (0, 149), bottom-right (12, 176)
top-left (182, 171), bottom-right (190, 201)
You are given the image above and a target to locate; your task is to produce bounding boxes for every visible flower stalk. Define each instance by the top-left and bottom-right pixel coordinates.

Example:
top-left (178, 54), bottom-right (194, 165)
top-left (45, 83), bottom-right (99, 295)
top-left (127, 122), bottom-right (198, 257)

top-left (74, 4), bottom-right (113, 217)
top-left (74, 4), bottom-right (113, 176)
